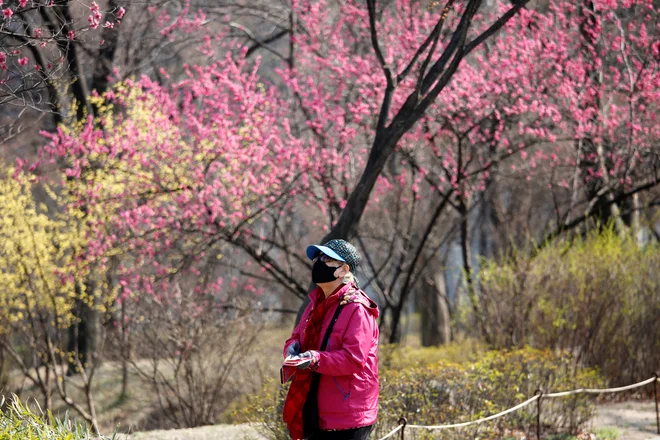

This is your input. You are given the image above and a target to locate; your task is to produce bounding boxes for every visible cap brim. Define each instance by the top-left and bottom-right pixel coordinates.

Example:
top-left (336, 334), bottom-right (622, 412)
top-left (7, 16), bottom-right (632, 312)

top-left (306, 245), bottom-right (346, 262)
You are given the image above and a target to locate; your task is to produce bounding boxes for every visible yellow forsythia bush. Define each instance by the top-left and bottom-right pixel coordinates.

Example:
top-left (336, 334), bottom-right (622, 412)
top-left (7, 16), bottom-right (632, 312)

top-left (0, 170), bottom-right (82, 334)
top-left (0, 168), bottom-right (115, 381)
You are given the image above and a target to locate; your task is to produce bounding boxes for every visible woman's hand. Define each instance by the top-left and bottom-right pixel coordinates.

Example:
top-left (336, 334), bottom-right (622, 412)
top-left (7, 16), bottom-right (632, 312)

top-left (286, 341), bottom-right (301, 357)
top-left (295, 351), bottom-right (318, 370)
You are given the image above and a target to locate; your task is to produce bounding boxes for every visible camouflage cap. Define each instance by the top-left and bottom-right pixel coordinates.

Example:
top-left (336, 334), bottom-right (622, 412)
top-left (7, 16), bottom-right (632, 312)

top-left (306, 238), bottom-right (361, 273)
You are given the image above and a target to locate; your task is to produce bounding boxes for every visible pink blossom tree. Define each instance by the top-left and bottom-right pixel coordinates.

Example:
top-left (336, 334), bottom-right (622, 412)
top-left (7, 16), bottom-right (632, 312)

top-left (30, 0), bottom-right (660, 348)
top-left (0, 0), bottom-right (287, 145)
top-left (292, 0), bottom-right (660, 342)
top-left (4, 0), bottom-right (291, 387)
top-left (435, 0), bottom-right (660, 344)
top-left (536, 0), bottom-right (660, 241)
top-left (0, 0), bottom-right (127, 126)
top-left (32, 0), bottom-right (540, 346)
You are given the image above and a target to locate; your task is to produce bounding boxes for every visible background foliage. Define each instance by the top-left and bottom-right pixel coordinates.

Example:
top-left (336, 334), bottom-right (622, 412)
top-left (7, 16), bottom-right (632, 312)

top-left (476, 227), bottom-right (660, 385)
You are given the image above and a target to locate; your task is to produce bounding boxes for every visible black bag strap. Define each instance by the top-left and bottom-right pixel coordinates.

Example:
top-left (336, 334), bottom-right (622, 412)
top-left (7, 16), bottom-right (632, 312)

top-left (309, 300), bottom-right (345, 388)
top-left (303, 299), bottom-right (345, 438)
top-left (319, 301), bottom-right (344, 352)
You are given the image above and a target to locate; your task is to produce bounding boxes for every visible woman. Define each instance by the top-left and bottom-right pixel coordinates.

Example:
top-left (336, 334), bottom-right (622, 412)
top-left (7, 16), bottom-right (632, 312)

top-left (281, 239), bottom-right (379, 440)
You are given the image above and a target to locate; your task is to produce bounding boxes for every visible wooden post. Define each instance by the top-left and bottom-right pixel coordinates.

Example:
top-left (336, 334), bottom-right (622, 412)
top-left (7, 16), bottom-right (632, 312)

top-left (535, 389), bottom-right (543, 440)
top-left (654, 373), bottom-right (659, 435)
top-left (398, 417), bottom-right (408, 440)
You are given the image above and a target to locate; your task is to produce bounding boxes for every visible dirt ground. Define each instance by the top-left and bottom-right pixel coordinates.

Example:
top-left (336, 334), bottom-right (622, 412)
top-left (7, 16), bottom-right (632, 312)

top-left (592, 401), bottom-right (660, 440)
top-left (130, 424), bottom-right (267, 440)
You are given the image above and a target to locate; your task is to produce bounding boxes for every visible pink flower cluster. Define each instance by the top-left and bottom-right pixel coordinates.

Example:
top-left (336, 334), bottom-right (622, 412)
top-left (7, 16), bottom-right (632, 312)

top-left (88, 1), bottom-right (101, 29)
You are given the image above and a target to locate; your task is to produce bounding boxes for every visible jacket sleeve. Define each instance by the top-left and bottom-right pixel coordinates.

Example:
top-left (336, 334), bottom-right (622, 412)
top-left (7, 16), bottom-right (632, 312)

top-left (314, 305), bottom-right (376, 376)
top-left (282, 302), bottom-right (311, 358)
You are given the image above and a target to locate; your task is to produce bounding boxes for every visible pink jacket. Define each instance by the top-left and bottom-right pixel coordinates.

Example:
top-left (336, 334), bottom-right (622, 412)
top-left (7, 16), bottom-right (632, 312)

top-left (283, 284), bottom-right (380, 431)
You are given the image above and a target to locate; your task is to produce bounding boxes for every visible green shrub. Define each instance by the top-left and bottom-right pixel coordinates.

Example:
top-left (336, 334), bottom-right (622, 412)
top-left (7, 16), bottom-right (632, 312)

top-left (231, 380), bottom-right (290, 440)
top-left (237, 347), bottom-right (602, 440)
top-left (0, 395), bottom-right (114, 440)
top-left (378, 339), bottom-right (487, 370)
top-left (475, 227), bottom-right (660, 386)
top-left (376, 348), bottom-right (601, 439)
top-left (594, 427), bottom-right (620, 440)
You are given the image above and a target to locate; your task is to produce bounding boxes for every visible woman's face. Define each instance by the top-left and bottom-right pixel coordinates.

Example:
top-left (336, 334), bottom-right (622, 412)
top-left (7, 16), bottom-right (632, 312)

top-left (313, 254), bottom-right (350, 278)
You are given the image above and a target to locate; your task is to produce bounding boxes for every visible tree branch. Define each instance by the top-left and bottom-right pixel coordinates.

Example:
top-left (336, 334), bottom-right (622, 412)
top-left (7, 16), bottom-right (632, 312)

top-left (368, 0), bottom-right (395, 139)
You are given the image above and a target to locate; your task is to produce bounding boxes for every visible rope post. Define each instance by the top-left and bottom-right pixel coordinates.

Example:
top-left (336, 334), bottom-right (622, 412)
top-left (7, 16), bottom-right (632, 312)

top-left (398, 417), bottom-right (407, 440)
top-left (534, 389), bottom-right (543, 440)
top-left (654, 373), bottom-right (659, 435)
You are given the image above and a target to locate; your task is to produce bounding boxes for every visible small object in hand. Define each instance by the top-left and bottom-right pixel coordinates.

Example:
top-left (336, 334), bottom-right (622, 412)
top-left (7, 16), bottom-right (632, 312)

top-left (282, 351), bottom-right (315, 369)
top-left (295, 351), bottom-right (314, 369)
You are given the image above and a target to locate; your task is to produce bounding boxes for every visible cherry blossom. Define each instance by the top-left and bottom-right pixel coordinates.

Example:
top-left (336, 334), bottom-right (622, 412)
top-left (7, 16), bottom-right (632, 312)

top-left (32, 0), bottom-right (660, 307)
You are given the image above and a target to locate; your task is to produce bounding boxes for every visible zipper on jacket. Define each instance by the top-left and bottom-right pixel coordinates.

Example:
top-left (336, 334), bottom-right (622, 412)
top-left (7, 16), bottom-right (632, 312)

top-left (326, 340), bottom-right (351, 400)
top-left (332, 377), bottom-right (351, 401)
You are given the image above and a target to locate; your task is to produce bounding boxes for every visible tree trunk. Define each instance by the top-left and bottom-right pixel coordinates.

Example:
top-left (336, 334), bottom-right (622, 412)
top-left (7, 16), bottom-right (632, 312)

top-left (67, 281), bottom-right (98, 376)
top-left (90, 0), bottom-right (120, 109)
top-left (293, 0), bottom-right (530, 326)
top-left (631, 193), bottom-right (640, 240)
top-left (420, 273), bottom-right (451, 346)
top-left (119, 299), bottom-right (129, 400)
top-left (388, 307), bottom-right (403, 344)
top-left (459, 201), bottom-right (492, 344)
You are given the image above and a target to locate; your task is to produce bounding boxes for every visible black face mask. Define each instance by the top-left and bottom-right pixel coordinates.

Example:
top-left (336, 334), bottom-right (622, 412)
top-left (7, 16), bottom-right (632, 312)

top-left (312, 259), bottom-right (340, 284)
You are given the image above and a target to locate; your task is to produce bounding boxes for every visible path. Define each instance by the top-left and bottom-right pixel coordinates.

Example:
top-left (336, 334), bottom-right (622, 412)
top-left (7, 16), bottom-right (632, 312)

top-left (592, 401), bottom-right (660, 440)
top-left (130, 424), bottom-right (267, 440)
top-left (127, 401), bottom-right (659, 440)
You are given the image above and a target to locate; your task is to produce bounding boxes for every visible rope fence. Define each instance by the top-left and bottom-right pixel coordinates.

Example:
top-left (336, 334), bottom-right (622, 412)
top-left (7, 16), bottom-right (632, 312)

top-left (377, 373), bottom-right (660, 440)
top-left (377, 423), bottom-right (403, 440)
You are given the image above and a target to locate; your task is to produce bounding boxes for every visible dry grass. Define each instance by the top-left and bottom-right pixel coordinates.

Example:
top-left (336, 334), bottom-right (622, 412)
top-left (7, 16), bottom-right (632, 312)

top-left (2, 324), bottom-right (294, 435)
